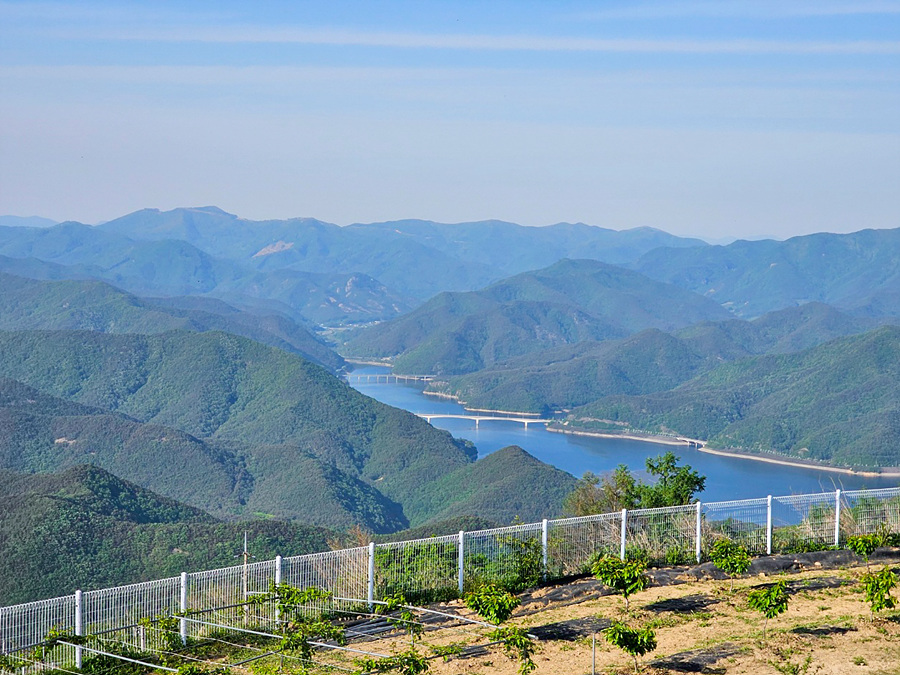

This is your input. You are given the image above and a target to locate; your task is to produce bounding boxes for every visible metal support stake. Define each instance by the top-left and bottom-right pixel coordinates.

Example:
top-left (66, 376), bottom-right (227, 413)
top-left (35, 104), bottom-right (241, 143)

top-left (695, 502), bottom-right (703, 563)
top-left (367, 542), bottom-right (376, 610)
top-left (541, 519), bottom-right (549, 581)
top-left (766, 495), bottom-right (773, 555)
top-left (274, 555), bottom-right (283, 622)
top-left (457, 531), bottom-right (465, 597)
top-left (179, 572), bottom-right (188, 645)
top-left (620, 509), bottom-right (627, 560)
top-left (74, 589), bottom-right (83, 669)
top-left (835, 489), bottom-right (842, 548)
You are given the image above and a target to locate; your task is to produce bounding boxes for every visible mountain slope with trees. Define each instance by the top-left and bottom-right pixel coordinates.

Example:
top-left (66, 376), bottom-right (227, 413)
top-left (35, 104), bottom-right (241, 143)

top-left (632, 228), bottom-right (900, 318)
top-left (0, 465), bottom-right (331, 604)
top-left (0, 330), bottom-right (572, 531)
top-left (0, 273), bottom-right (344, 370)
top-left (568, 326), bottom-right (900, 468)
top-left (344, 259), bottom-right (731, 375)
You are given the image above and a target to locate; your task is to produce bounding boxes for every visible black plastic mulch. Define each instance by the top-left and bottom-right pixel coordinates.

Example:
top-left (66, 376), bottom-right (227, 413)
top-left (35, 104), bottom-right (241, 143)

top-left (649, 643), bottom-right (742, 673)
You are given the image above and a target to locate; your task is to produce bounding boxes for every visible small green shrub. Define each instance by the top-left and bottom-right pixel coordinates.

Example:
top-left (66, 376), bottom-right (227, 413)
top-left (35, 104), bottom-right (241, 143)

top-left (489, 626), bottom-right (537, 675)
top-left (848, 534), bottom-right (880, 569)
top-left (861, 566), bottom-right (897, 617)
top-left (464, 583), bottom-right (520, 624)
top-left (747, 579), bottom-right (789, 639)
top-left (357, 647), bottom-right (429, 674)
top-left (604, 621), bottom-right (657, 674)
top-left (591, 556), bottom-right (650, 611)
top-left (710, 539), bottom-right (752, 591)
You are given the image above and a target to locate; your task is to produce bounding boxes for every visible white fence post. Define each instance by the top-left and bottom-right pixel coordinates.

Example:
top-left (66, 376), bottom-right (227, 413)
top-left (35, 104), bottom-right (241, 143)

top-left (542, 519), bottom-right (549, 580)
top-left (367, 542), bottom-right (376, 610)
top-left (179, 572), bottom-right (188, 645)
top-left (835, 489), bottom-right (842, 547)
top-left (457, 531), bottom-right (465, 597)
top-left (766, 495), bottom-right (773, 555)
top-left (695, 502), bottom-right (702, 563)
top-left (74, 589), bottom-right (82, 669)
top-left (274, 555), bottom-right (282, 623)
top-left (620, 509), bottom-right (627, 560)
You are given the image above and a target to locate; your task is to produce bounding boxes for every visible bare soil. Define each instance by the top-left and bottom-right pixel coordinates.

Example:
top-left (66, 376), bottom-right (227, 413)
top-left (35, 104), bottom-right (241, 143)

top-left (417, 551), bottom-right (900, 675)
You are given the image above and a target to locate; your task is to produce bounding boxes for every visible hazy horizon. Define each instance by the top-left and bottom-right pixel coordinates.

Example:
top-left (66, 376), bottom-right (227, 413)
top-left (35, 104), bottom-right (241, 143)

top-left (2, 1), bottom-right (898, 240)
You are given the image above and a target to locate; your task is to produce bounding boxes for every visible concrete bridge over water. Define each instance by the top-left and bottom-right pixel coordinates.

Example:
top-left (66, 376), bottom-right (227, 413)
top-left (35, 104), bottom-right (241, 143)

top-left (346, 374), bottom-right (434, 384)
top-left (415, 413), bottom-right (552, 429)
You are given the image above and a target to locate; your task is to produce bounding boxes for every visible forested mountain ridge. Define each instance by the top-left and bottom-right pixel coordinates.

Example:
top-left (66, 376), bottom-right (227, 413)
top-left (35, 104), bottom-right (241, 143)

top-left (632, 227), bottom-right (900, 318)
top-left (0, 465), bottom-right (331, 604)
top-left (0, 330), bottom-right (573, 532)
top-left (429, 302), bottom-right (887, 413)
top-left (567, 325), bottom-right (900, 468)
top-left (0, 273), bottom-right (344, 370)
top-left (343, 259), bottom-right (731, 375)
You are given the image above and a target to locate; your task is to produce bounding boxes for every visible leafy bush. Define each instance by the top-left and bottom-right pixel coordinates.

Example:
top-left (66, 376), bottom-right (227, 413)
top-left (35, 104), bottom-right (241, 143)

top-left (489, 626), bottom-right (537, 675)
top-left (861, 566), bottom-right (897, 617)
top-left (591, 556), bottom-right (649, 611)
top-left (848, 534), bottom-right (881, 569)
top-left (747, 579), bottom-right (789, 639)
top-left (604, 621), bottom-right (657, 674)
top-left (464, 583), bottom-right (520, 624)
top-left (710, 539), bottom-right (752, 591)
top-left (357, 647), bottom-right (430, 674)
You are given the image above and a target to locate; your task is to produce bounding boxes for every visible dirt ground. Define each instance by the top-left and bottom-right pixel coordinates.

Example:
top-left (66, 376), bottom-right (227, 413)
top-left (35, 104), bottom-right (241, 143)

top-left (414, 552), bottom-right (900, 675)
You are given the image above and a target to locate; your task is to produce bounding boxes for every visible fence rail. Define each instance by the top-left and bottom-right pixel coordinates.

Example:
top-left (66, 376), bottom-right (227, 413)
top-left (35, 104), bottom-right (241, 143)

top-left (2, 486), bottom-right (900, 663)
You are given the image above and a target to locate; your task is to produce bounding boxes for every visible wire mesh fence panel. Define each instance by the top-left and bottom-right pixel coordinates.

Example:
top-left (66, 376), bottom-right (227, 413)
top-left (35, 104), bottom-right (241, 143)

top-left (375, 535), bottom-right (459, 604)
top-left (841, 488), bottom-right (900, 539)
top-left (83, 576), bottom-right (183, 651)
top-left (702, 498), bottom-right (769, 555)
top-left (547, 512), bottom-right (622, 578)
top-left (0, 595), bottom-right (74, 654)
top-left (189, 560), bottom-right (277, 632)
top-left (772, 493), bottom-right (838, 553)
top-left (626, 505), bottom-right (697, 565)
top-left (463, 523), bottom-right (543, 593)
top-left (282, 547), bottom-right (369, 614)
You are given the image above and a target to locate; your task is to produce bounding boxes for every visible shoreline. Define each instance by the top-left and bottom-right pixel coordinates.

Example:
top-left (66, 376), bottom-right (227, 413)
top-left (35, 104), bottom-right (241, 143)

top-left (551, 425), bottom-right (900, 478)
top-left (546, 425), bottom-right (701, 448)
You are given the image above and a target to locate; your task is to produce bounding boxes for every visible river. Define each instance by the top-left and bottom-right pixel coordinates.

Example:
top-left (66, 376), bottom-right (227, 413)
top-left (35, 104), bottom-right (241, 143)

top-left (348, 366), bottom-right (898, 502)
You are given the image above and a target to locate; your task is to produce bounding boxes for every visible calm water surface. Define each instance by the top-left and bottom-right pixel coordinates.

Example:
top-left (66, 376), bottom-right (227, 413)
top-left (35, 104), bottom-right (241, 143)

top-left (349, 367), bottom-right (898, 502)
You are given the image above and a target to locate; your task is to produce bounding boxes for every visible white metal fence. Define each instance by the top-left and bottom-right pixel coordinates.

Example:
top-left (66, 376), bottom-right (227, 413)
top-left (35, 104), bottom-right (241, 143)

top-left (2, 486), bottom-right (899, 664)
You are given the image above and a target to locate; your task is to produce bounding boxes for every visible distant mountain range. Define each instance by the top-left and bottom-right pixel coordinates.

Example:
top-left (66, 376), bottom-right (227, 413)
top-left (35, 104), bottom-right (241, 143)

top-left (430, 302), bottom-right (887, 413)
top-left (569, 326), bottom-right (900, 469)
top-left (632, 228), bottom-right (900, 318)
top-left (343, 259), bottom-right (731, 375)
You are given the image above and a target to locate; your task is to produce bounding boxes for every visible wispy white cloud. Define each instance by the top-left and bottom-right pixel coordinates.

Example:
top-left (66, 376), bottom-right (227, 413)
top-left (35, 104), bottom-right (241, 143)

top-left (40, 25), bottom-right (900, 55)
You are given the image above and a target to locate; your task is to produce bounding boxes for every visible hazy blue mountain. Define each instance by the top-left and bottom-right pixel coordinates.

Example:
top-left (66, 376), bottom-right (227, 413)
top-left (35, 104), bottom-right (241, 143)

top-left (344, 259), bottom-right (732, 375)
top-left (0, 273), bottom-right (344, 370)
top-left (569, 326), bottom-right (900, 468)
top-left (98, 207), bottom-right (707, 300)
top-left (0, 223), bottom-right (410, 325)
top-left (632, 228), bottom-right (900, 318)
top-left (0, 215), bottom-right (57, 228)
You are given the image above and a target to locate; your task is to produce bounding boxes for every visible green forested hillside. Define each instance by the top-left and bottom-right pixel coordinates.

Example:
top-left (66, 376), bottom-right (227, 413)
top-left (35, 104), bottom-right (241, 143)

top-left (431, 303), bottom-right (884, 413)
top-left (569, 326), bottom-right (900, 468)
top-left (633, 228), bottom-right (900, 318)
top-left (344, 259), bottom-right (730, 375)
top-left (385, 445), bottom-right (575, 526)
top-left (0, 273), bottom-right (344, 370)
top-left (0, 330), bottom-right (571, 531)
top-left (0, 465), bottom-right (331, 604)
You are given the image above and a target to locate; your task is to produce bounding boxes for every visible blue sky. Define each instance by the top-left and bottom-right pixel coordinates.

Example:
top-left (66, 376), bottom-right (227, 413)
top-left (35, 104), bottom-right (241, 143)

top-left (1, 1), bottom-right (898, 239)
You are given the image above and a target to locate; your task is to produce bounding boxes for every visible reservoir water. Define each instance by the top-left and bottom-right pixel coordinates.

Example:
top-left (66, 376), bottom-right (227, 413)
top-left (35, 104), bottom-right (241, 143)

top-left (349, 366), bottom-right (899, 502)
